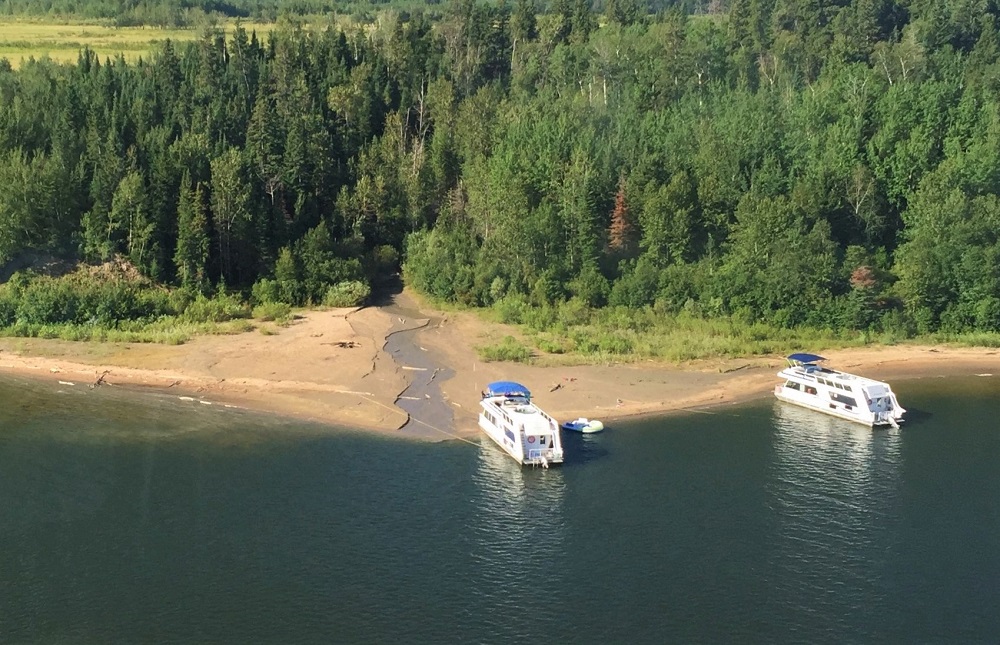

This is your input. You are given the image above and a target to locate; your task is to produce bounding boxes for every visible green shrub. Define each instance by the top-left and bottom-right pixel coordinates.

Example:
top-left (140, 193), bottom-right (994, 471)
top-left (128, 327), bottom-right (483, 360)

top-left (251, 278), bottom-right (281, 305)
top-left (38, 325), bottom-right (60, 339)
top-left (477, 336), bottom-right (533, 362)
top-left (523, 304), bottom-right (558, 332)
top-left (879, 308), bottom-right (916, 340)
top-left (530, 270), bottom-right (564, 306)
top-left (136, 288), bottom-right (173, 319)
top-left (976, 296), bottom-right (1000, 331)
top-left (488, 276), bottom-right (507, 304)
top-left (369, 244), bottom-right (400, 275)
top-left (597, 332), bottom-right (634, 354)
top-left (219, 319), bottom-right (255, 334)
top-left (181, 293), bottom-right (251, 323)
top-left (253, 301), bottom-right (292, 322)
top-left (274, 247), bottom-right (302, 305)
top-left (570, 330), bottom-right (600, 354)
top-left (168, 287), bottom-right (196, 314)
top-left (568, 266), bottom-right (610, 307)
top-left (57, 325), bottom-right (91, 341)
top-left (609, 259), bottom-right (659, 308)
top-left (0, 290), bottom-right (16, 326)
top-left (557, 297), bottom-right (592, 328)
top-left (537, 338), bottom-right (567, 354)
top-left (16, 277), bottom-right (79, 324)
top-left (494, 294), bottom-right (530, 324)
top-left (322, 280), bottom-right (371, 307)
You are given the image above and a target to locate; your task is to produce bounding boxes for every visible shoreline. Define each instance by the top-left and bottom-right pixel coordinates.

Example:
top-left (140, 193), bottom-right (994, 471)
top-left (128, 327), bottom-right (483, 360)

top-left (1, 296), bottom-right (998, 437)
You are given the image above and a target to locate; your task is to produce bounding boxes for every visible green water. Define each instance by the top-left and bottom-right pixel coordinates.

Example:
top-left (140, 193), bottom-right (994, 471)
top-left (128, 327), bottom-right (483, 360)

top-left (1, 373), bottom-right (999, 643)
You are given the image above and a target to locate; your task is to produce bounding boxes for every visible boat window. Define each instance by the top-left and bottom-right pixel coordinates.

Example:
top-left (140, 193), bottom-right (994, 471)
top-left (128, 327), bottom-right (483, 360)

top-left (805, 386), bottom-right (817, 395)
top-left (830, 392), bottom-right (858, 407)
top-left (785, 381), bottom-right (800, 390)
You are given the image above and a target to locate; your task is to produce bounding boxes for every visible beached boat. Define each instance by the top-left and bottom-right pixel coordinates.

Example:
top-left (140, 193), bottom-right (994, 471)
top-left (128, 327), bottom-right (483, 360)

top-left (479, 381), bottom-right (564, 467)
top-left (774, 353), bottom-right (906, 428)
top-left (561, 418), bottom-right (604, 433)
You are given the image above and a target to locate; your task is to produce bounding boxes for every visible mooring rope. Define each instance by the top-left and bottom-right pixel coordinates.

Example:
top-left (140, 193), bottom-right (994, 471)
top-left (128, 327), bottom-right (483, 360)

top-left (404, 415), bottom-right (482, 446)
top-left (354, 392), bottom-right (481, 446)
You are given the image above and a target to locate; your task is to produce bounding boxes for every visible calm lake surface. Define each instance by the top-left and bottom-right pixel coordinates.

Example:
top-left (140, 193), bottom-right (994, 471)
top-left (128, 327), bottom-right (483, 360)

top-left (2, 373), bottom-right (999, 643)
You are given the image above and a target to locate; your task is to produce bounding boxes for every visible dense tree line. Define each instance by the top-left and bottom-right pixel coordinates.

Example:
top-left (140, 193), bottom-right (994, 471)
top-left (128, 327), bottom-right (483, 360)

top-left (1, 0), bottom-right (1000, 336)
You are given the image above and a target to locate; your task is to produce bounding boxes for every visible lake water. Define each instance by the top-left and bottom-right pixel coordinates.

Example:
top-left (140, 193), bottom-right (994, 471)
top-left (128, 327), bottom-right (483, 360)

top-left (1, 373), bottom-right (998, 643)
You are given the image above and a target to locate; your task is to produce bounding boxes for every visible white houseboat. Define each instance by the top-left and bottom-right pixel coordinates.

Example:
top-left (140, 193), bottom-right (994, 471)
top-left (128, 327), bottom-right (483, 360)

top-left (774, 353), bottom-right (906, 428)
top-left (479, 381), bottom-right (564, 467)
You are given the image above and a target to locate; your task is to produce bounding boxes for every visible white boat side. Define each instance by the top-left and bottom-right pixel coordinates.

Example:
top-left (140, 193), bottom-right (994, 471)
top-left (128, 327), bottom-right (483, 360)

top-left (478, 382), bottom-right (564, 467)
top-left (773, 354), bottom-right (905, 428)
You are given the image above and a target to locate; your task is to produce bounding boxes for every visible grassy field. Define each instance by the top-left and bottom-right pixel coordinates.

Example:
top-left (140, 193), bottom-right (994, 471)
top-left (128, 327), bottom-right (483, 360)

top-left (0, 19), bottom-right (279, 68)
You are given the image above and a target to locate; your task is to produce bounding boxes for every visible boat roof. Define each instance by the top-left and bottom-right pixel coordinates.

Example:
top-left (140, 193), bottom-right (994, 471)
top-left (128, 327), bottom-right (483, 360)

top-left (485, 381), bottom-right (531, 398)
top-left (779, 363), bottom-right (892, 389)
top-left (787, 352), bottom-right (826, 364)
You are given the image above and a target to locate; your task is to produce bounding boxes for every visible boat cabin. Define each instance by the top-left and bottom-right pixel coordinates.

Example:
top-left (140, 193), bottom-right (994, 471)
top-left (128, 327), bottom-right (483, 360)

top-left (775, 353), bottom-right (905, 427)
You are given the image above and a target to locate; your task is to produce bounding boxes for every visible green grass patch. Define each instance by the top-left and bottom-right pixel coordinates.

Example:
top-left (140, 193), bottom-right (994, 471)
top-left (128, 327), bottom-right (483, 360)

top-left (0, 19), bottom-right (278, 68)
top-left (925, 331), bottom-right (1000, 348)
top-left (485, 300), bottom-right (889, 363)
top-left (477, 335), bottom-right (533, 363)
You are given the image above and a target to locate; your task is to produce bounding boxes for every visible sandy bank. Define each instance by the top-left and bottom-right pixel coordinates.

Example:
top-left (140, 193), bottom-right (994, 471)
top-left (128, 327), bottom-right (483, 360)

top-left (1, 291), bottom-right (998, 438)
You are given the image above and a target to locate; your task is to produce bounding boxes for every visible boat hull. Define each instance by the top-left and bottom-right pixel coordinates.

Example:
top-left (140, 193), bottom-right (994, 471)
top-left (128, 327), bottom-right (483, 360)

top-left (479, 417), bottom-right (523, 461)
top-left (774, 387), bottom-right (901, 427)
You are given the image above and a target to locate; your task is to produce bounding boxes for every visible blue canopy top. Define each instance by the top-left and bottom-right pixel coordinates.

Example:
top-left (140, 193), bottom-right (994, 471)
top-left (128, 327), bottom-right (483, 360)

top-left (788, 353), bottom-right (826, 364)
top-left (485, 381), bottom-right (531, 398)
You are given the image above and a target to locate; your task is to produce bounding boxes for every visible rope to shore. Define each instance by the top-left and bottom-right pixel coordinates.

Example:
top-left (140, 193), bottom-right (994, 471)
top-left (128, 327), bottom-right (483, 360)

top-left (354, 392), bottom-right (481, 447)
top-left (403, 416), bottom-right (482, 446)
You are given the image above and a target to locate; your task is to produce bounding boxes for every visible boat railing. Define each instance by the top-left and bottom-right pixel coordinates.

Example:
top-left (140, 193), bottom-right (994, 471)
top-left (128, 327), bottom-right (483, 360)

top-left (533, 408), bottom-right (560, 433)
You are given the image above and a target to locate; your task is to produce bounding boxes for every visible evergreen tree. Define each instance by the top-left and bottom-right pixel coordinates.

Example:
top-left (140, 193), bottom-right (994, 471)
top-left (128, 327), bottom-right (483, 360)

top-left (511, 0), bottom-right (538, 43)
top-left (174, 172), bottom-right (210, 290)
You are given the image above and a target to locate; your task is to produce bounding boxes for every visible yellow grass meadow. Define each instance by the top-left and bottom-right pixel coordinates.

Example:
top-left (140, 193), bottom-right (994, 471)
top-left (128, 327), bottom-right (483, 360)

top-left (0, 19), bottom-right (279, 68)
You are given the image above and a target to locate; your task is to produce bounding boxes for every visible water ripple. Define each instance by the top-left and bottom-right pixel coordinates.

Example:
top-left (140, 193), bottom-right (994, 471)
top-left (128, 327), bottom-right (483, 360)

top-left (2, 377), bottom-right (1000, 643)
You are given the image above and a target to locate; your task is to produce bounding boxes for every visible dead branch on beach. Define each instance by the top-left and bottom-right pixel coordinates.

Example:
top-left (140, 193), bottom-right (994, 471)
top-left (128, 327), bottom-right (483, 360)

top-left (91, 370), bottom-right (111, 388)
top-left (322, 340), bottom-right (359, 348)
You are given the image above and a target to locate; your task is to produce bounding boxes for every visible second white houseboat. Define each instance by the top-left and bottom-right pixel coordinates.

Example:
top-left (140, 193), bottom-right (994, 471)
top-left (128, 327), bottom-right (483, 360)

top-left (774, 353), bottom-right (906, 428)
top-left (479, 381), bottom-right (564, 467)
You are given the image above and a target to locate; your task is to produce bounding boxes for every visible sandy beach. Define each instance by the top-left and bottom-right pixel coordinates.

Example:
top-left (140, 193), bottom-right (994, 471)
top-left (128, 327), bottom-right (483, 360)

top-left (1, 287), bottom-right (997, 438)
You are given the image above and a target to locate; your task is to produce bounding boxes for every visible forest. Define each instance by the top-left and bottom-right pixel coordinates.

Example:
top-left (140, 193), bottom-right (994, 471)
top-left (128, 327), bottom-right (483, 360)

top-left (1, 0), bottom-right (1000, 355)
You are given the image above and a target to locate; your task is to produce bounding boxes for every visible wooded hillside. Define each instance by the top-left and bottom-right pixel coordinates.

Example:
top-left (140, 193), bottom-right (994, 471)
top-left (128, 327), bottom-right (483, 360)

top-left (1, 0), bottom-right (999, 342)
